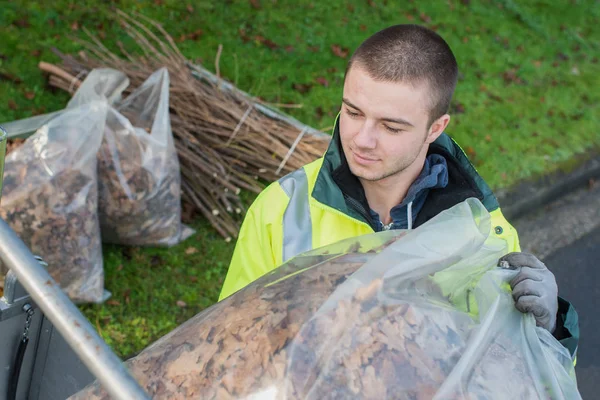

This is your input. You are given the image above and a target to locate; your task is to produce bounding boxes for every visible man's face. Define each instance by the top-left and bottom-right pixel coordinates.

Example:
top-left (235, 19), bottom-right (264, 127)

top-left (340, 65), bottom-right (444, 183)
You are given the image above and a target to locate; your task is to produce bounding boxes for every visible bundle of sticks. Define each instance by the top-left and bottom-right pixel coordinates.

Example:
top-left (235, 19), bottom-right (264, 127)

top-left (39, 10), bottom-right (331, 240)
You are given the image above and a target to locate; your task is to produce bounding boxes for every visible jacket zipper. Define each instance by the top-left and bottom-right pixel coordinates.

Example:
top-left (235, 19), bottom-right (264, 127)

top-left (343, 194), bottom-right (377, 231)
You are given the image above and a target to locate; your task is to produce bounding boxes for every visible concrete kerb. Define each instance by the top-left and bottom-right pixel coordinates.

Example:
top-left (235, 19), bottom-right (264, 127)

top-left (496, 153), bottom-right (600, 222)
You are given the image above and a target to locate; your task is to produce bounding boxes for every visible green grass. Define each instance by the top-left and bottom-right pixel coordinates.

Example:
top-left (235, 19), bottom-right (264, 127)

top-left (1, 0), bottom-right (599, 358)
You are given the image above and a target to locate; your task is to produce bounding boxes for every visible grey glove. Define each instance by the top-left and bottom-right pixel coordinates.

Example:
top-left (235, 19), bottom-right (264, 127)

top-left (499, 252), bottom-right (558, 333)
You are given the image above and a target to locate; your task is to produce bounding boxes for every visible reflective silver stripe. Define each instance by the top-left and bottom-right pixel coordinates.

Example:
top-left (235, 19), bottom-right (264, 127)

top-left (279, 168), bottom-right (313, 262)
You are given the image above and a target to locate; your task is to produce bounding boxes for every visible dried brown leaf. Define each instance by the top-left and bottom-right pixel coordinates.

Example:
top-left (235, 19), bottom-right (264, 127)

top-left (331, 44), bottom-right (349, 58)
top-left (13, 18), bottom-right (30, 28)
top-left (185, 247), bottom-right (198, 255)
top-left (419, 13), bottom-right (432, 23)
top-left (315, 77), bottom-right (329, 87)
top-left (292, 83), bottom-right (312, 94)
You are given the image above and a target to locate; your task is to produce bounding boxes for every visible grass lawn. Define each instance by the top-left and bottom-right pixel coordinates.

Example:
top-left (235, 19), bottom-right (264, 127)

top-left (1, 0), bottom-right (599, 358)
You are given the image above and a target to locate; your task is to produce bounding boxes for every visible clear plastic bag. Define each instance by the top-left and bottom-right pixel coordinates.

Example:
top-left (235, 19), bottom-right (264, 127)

top-left (0, 102), bottom-right (108, 303)
top-left (70, 68), bottom-right (194, 246)
top-left (70, 198), bottom-right (581, 399)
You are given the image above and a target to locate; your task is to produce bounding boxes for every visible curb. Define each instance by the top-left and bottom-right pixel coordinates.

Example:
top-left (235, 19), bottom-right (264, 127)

top-left (496, 153), bottom-right (600, 221)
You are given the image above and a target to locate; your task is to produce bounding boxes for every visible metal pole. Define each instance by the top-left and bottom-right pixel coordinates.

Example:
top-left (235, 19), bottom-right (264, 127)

top-left (0, 129), bottom-right (149, 399)
top-left (0, 220), bottom-right (150, 399)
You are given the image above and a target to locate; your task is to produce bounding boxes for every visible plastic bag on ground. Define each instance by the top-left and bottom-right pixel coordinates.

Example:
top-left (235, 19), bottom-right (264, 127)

top-left (70, 68), bottom-right (194, 246)
top-left (0, 102), bottom-right (107, 303)
top-left (69, 198), bottom-right (581, 399)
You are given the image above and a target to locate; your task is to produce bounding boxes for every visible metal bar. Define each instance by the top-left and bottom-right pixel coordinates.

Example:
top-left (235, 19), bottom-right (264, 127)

top-left (0, 219), bottom-right (149, 400)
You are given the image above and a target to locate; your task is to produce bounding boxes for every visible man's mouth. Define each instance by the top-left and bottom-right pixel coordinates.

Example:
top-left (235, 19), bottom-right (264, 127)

top-left (352, 150), bottom-right (379, 165)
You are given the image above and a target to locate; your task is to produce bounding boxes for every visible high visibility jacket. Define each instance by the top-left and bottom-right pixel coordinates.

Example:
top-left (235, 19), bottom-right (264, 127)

top-left (219, 119), bottom-right (579, 359)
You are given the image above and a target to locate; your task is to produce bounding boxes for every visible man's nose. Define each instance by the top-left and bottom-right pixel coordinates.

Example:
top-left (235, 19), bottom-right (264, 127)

top-left (353, 121), bottom-right (377, 149)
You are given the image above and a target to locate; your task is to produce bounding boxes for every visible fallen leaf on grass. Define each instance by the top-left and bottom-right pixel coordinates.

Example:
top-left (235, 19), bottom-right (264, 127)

top-left (0, 71), bottom-right (22, 84)
top-left (185, 247), bottom-right (198, 255)
top-left (316, 106), bottom-right (325, 119)
top-left (465, 146), bottom-right (476, 158)
top-left (331, 44), bottom-right (349, 58)
top-left (8, 100), bottom-right (18, 110)
top-left (71, 21), bottom-right (80, 31)
top-left (420, 13), bottom-right (432, 23)
top-left (315, 77), bottom-right (329, 87)
top-left (178, 29), bottom-right (204, 42)
top-left (31, 106), bottom-right (47, 116)
top-left (239, 28), bottom-right (250, 43)
top-left (501, 69), bottom-right (524, 85)
top-left (107, 300), bottom-right (121, 306)
top-left (292, 83), bottom-right (313, 94)
top-left (24, 91), bottom-right (35, 100)
top-left (187, 4), bottom-right (194, 12)
top-left (254, 35), bottom-right (278, 50)
top-left (176, 300), bottom-right (187, 308)
top-left (13, 18), bottom-right (30, 28)
top-left (451, 103), bottom-right (466, 114)
top-left (150, 255), bottom-right (163, 267)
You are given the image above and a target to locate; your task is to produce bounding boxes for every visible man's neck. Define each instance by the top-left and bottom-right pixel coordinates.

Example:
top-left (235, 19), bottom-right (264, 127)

top-left (360, 156), bottom-right (426, 225)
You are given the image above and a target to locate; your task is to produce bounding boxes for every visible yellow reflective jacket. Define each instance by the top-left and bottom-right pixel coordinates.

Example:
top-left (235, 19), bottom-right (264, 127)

top-left (219, 120), bottom-right (579, 359)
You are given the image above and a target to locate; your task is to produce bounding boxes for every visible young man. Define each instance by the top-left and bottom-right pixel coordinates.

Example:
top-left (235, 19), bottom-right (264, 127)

top-left (219, 25), bottom-right (578, 358)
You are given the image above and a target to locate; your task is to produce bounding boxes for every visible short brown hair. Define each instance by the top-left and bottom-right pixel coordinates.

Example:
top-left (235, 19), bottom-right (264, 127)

top-left (346, 24), bottom-right (458, 127)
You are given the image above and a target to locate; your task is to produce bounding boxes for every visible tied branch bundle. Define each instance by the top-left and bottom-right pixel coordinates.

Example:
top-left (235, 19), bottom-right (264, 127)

top-left (39, 10), bottom-right (330, 241)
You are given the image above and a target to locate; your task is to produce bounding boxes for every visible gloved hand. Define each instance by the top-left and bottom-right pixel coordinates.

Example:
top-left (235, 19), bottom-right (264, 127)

top-left (499, 252), bottom-right (558, 333)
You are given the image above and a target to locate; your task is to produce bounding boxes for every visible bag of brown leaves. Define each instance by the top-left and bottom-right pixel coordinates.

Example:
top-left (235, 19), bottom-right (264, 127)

top-left (69, 68), bottom-right (194, 246)
top-left (70, 199), bottom-right (581, 399)
top-left (0, 102), bottom-right (108, 303)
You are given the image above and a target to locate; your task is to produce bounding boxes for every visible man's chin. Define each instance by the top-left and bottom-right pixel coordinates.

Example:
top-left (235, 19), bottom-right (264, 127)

top-left (349, 164), bottom-right (385, 182)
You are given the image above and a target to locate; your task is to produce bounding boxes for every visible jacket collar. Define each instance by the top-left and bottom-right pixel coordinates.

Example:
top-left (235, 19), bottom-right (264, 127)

top-left (311, 116), bottom-right (499, 228)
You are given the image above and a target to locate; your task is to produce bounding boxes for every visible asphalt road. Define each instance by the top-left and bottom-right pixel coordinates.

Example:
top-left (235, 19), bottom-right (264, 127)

top-left (545, 226), bottom-right (600, 400)
top-left (512, 182), bottom-right (600, 399)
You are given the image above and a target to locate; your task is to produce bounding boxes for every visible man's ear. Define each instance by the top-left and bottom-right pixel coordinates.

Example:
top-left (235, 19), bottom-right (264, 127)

top-left (426, 114), bottom-right (451, 144)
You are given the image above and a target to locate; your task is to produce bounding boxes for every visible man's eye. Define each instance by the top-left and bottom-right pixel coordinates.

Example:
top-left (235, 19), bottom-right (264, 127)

top-left (345, 109), bottom-right (360, 118)
top-left (384, 125), bottom-right (402, 134)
